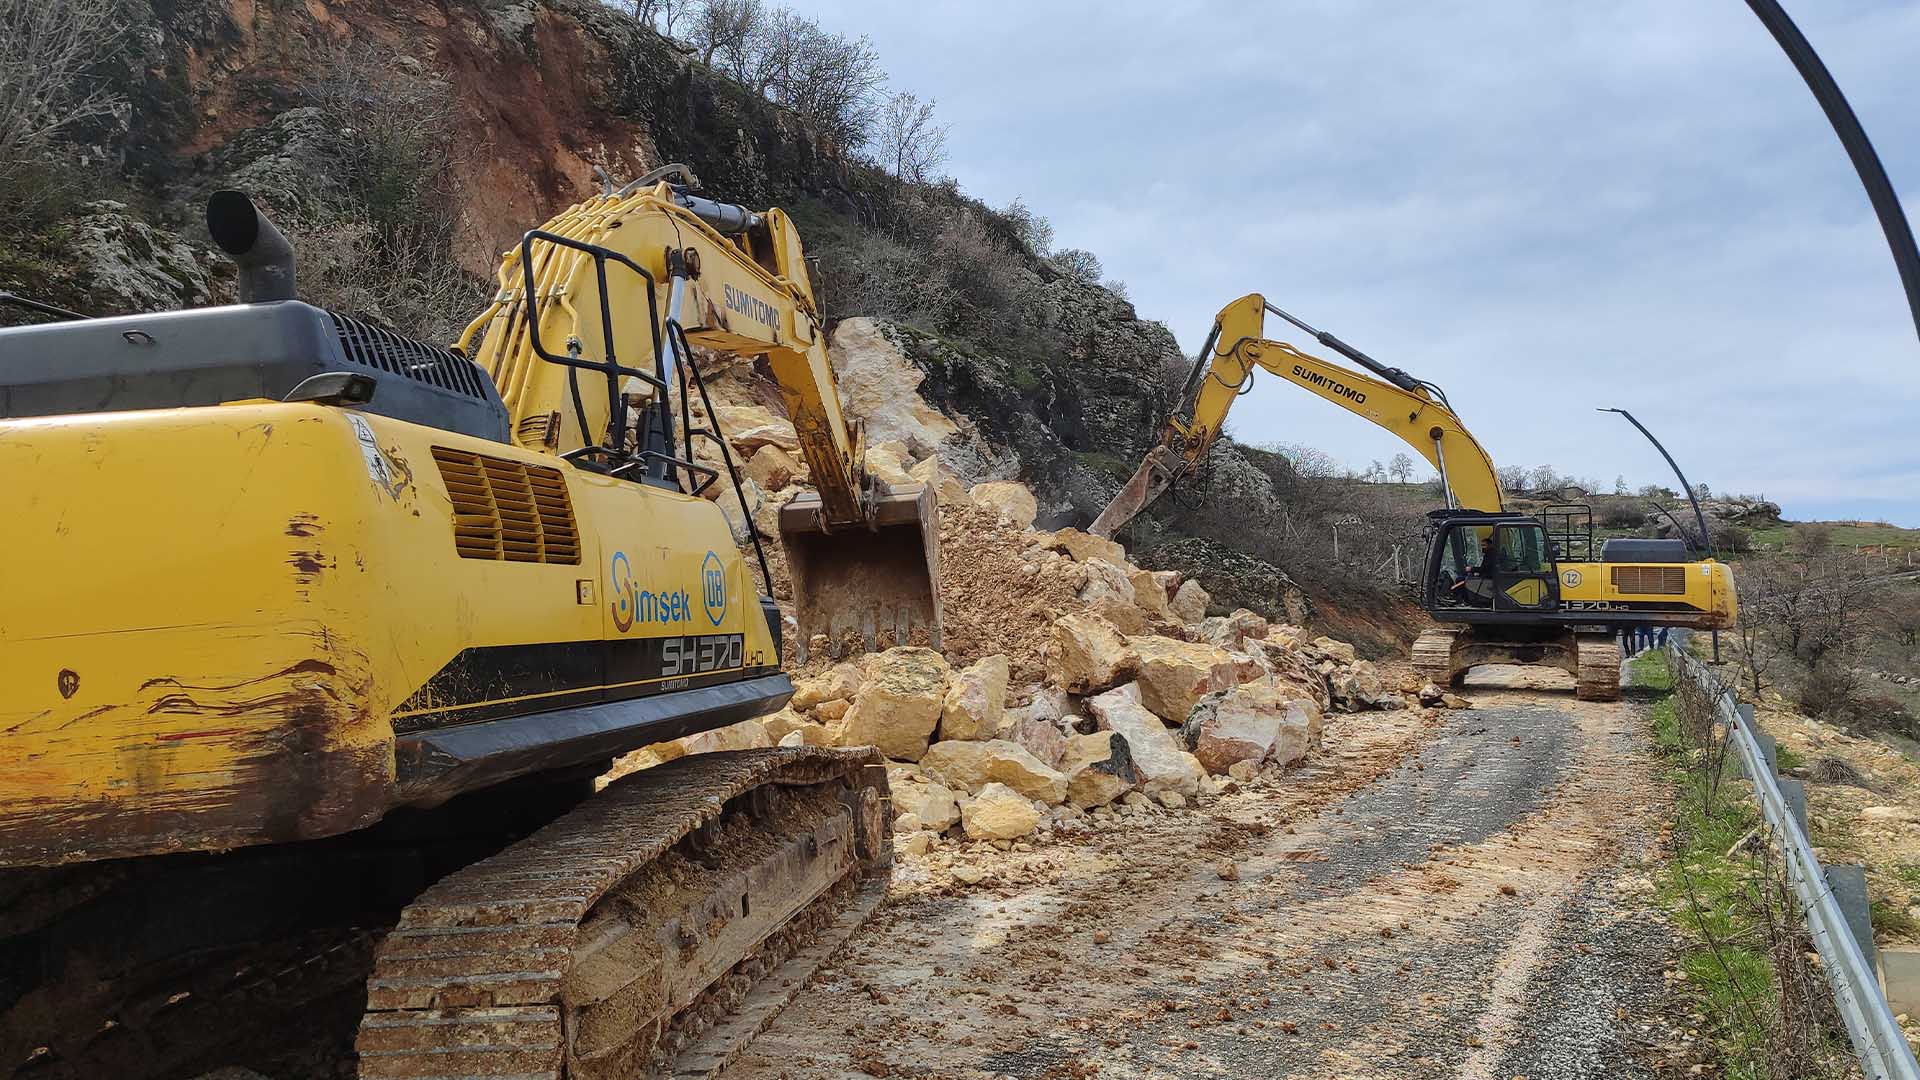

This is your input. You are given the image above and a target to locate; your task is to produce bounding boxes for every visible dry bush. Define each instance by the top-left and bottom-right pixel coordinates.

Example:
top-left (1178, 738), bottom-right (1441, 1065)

top-left (0, 0), bottom-right (124, 231)
top-left (289, 44), bottom-right (481, 342)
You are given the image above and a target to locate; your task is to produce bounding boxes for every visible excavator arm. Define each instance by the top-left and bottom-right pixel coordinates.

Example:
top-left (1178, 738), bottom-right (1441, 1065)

top-left (457, 170), bottom-right (939, 653)
top-left (1090, 293), bottom-right (1503, 536)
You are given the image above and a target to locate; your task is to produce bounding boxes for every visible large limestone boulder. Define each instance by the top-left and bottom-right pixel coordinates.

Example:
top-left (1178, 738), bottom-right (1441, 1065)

top-left (1183, 684), bottom-right (1292, 774)
top-left (892, 778), bottom-right (961, 831)
top-left (1060, 731), bottom-right (1137, 808)
top-left (829, 318), bottom-right (962, 454)
top-left (839, 647), bottom-right (951, 761)
top-left (1043, 528), bottom-right (1128, 566)
top-left (1246, 640), bottom-right (1331, 711)
top-left (865, 439), bottom-right (918, 487)
top-left (1080, 559), bottom-right (1145, 634)
top-left (1047, 612), bottom-right (1133, 693)
top-left (969, 480), bottom-right (1038, 528)
top-left (1271, 694), bottom-right (1323, 767)
top-left (1085, 683), bottom-right (1204, 796)
top-left (961, 783), bottom-right (1041, 840)
top-left (919, 739), bottom-right (1068, 804)
top-left (1170, 578), bottom-right (1211, 622)
top-left (1127, 636), bottom-right (1238, 723)
top-left (715, 404), bottom-right (800, 452)
top-left (939, 654), bottom-right (1010, 741)
top-left (1311, 636), bottom-right (1358, 665)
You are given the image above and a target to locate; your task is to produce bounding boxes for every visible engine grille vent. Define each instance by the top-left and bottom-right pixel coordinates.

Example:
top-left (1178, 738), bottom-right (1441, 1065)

top-left (1611, 565), bottom-right (1687, 595)
top-left (431, 447), bottom-right (581, 564)
top-left (330, 311), bottom-right (491, 400)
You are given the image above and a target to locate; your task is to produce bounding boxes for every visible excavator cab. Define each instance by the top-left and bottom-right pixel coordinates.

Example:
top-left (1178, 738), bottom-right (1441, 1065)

top-left (1424, 511), bottom-right (1561, 617)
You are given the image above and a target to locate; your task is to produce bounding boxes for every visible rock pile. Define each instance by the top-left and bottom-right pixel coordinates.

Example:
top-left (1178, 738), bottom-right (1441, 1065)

top-left (613, 495), bottom-right (1432, 844)
top-left (604, 314), bottom-right (1450, 848)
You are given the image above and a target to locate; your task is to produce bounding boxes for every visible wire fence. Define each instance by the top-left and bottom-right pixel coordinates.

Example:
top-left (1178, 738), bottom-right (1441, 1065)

top-left (1665, 640), bottom-right (1920, 1080)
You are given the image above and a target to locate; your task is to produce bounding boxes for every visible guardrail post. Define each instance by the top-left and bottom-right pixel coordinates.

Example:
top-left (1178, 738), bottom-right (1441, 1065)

top-left (1827, 864), bottom-right (1879, 975)
top-left (1777, 776), bottom-right (1809, 831)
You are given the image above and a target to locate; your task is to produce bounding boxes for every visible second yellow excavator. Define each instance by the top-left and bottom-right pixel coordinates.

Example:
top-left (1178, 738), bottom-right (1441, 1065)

top-left (1092, 293), bottom-right (1737, 700)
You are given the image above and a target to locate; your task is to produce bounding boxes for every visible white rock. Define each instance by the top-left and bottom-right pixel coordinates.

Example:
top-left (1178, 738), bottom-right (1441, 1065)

top-left (919, 739), bottom-right (1069, 804)
top-left (1171, 578), bottom-right (1211, 622)
top-left (892, 779), bottom-right (961, 831)
top-left (961, 782), bottom-right (1041, 840)
top-left (839, 647), bottom-right (952, 761)
top-left (1127, 636), bottom-right (1238, 723)
top-left (1047, 612), bottom-right (1133, 693)
top-left (939, 653), bottom-right (1010, 741)
top-left (1085, 683), bottom-right (1204, 797)
top-left (969, 480), bottom-right (1038, 528)
top-left (828, 318), bottom-right (961, 452)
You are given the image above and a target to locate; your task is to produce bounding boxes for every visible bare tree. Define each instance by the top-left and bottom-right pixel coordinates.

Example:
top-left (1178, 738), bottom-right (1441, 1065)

top-left (631, 0), bottom-right (693, 36)
top-left (1388, 452), bottom-right (1414, 483)
top-left (689, 0), bottom-right (762, 70)
top-left (1053, 247), bottom-right (1103, 285)
top-left (875, 91), bottom-right (947, 183)
top-left (1001, 197), bottom-right (1053, 256)
top-left (0, 0), bottom-right (124, 230)
top-left (778, 25), bottom-right (884, 150)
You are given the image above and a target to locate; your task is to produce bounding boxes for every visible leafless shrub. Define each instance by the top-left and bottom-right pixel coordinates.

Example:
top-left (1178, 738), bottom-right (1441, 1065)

top-left (875, 91), bottom-right (948, 183)
top-left (291, 44), bottom-right (480, 342)
top-left (689, 0), bottom-right (761, 70)
top-left (0, 0), bottom-right (125, 230)
top-left (1051, 247), bottom-right (1102, 285)
top-left (1000, 197), bottom-right (1053, 257)
top-left (629, 0), bottom-right (695, 36)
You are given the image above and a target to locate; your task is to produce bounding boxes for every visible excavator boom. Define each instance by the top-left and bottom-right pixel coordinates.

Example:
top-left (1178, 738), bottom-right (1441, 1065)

top-left (459, 172), bottom-right (941, 657)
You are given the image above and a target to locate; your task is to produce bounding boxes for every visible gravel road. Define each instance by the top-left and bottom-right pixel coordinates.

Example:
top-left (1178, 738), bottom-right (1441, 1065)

top-left (721, 668), bottom-right (1691, 1079)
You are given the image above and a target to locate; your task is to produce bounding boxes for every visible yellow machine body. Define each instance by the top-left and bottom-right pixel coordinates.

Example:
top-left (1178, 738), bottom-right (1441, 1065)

top-left (0, 400), bottom-right (779, 866)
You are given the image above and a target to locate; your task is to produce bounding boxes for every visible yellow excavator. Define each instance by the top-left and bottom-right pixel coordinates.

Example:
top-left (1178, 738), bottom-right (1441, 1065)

top-left (0, 169), bottom-right (936, 1077)
top-left (1092, 293), bottom-right (1737, 700)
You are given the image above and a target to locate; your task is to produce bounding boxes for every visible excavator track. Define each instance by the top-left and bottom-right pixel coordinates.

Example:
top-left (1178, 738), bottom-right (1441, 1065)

top-left (1411, 627), bottom-right (1465, 687)
top-left (356, 745), bottom-right (890, 1080)
top-left (1574, 633), bottom-right (1623, 702)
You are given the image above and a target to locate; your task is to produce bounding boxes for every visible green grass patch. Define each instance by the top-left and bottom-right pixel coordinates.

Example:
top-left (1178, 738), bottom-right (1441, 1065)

top-left (1628, 649), bottom-right (1675, 691)
top-left (1646, 684), bottom-right (1782, 1078)
top-left (1872, 897), bottom-right (1920, 939)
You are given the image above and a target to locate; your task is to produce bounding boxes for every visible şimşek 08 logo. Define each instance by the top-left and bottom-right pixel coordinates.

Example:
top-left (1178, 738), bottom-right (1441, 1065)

top-left (608, 550), bottom-right (694, 633)
top-left (702, 550), bottom-right (727, 626)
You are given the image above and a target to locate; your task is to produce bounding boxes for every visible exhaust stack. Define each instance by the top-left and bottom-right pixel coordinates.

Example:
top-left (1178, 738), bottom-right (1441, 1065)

top-left (206, 190), bottom-right (296, 303)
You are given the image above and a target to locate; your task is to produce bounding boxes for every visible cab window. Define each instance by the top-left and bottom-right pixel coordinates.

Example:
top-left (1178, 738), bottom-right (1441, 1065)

top-left (1493, 524), bottom-right (1550, 574)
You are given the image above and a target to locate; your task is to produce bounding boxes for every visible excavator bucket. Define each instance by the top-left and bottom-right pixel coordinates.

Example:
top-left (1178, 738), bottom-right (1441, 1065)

top-left (779, 483), bottom-right (943, 661)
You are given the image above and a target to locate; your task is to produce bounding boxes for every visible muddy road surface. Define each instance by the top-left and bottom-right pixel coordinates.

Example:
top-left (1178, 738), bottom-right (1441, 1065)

top-left (721, 668), bottom-right (1688, 1080)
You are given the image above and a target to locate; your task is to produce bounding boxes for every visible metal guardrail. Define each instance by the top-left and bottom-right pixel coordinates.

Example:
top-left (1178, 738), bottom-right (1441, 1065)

top-left (1664, 641), bottom-right (1920, 1080)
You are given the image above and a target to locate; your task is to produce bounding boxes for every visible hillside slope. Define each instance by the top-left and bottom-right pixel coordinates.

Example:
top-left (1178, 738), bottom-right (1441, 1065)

top-left (1, 0), bottom-right (1417, 643)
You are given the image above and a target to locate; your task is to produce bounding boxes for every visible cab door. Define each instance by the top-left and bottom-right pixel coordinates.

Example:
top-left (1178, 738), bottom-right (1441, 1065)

top-left (1489, 523), bottom-right (1560, 612)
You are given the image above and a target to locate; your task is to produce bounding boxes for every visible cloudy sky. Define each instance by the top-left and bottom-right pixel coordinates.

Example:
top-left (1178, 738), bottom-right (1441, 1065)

top-left (787, 0), bottom-right (1919, 524)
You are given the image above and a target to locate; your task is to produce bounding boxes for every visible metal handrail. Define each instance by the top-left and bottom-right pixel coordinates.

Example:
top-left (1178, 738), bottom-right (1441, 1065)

top-left (1665, 641), bottom-right (1920, 1079)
